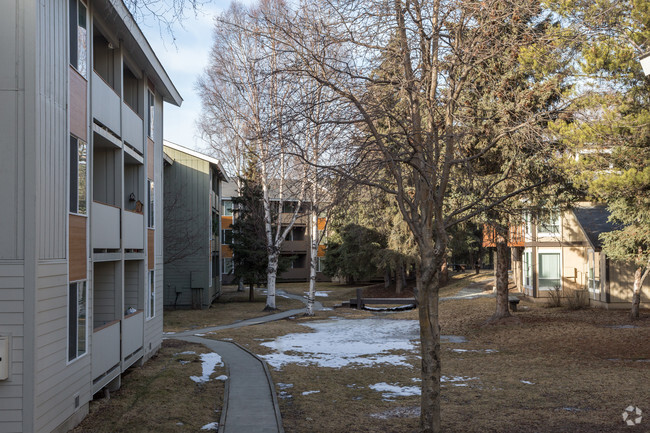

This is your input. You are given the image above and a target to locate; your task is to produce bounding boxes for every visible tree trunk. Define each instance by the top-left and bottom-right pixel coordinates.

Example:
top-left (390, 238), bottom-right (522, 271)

top-left (396, 269), bottom-right (403, 295)
top-left (630, 266), bottom-right (647, 320)
top-left (265, 253), bottom-right (278, 311)
top-left (249, 282), bottom-right (255, 302)
top-left (490, 240), bottom-right (511, 321)
top-left (400, 264), bottom-right (407, 291)
top-left (306, 207), bottom-right (319, 316)
top-left (384, 269), bottom-right (392, 289)
top-left (439, 259), bottom-right (448, 286)
top-left (512, 247), bottom-right (523, 292)
top-left (417, 251), bottom-right (442, 433)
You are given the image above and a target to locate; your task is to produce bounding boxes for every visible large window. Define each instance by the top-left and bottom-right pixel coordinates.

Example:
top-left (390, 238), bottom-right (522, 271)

top-left (147, 270), bottom-right (155, 319)
top-left (537, 210), bottom-right (561, 236)
top-left (522, 250), bottom-right (532, 288)
top-left (68, 281), bottom-right (87, 362)
top-left (222, 257), bottom-right (234, 275)
top-left (222, 200), bottom-right (233, 217)
top-left (147, 180), bottom-right (155, 228)
top-left (538, 252), bottom-right (561, 290)
top-left (147, 90), bottom-right (155, 139)
top-left (69, 0), bottom-right (87, 77)
top-left (222, 229), bottom-right (233, 245)
top-left (70, 136), bottom-right (87, 215)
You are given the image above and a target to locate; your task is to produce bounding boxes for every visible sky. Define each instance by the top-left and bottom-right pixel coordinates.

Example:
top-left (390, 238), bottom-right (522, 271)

top-left (138, 2), bottom-right (233, 153)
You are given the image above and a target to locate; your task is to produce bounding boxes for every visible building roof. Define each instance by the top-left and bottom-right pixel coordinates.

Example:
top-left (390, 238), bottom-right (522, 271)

top-left (163, 140), bottom-right (229, 181)
top-left (96, 0), bottom-right (182, 106)
top-left (572, 205), bottom-right (620, 250)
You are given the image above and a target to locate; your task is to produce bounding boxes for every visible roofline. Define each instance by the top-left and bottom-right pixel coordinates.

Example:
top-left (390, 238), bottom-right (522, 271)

top-left (101, 0), bottom-right (183, 106)
top-left (163, 140), bottom-right (230, 181)
top-left (570, 208), bottom-right (599, 251)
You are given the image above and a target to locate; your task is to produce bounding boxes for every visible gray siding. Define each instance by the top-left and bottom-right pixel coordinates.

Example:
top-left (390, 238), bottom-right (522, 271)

top-left (0, 263), bottom-right (25, 433)
top-left (163, 146), bottom-right (212, 308)
top-left (0, 0), bottom-right (25, 261)
top-left (36, 0), bottom-right (68, 260)
top-left (34, 261), bottom-right (91, 433)
top-left (93, 262), bottom-right (118, 328)
top-left (124, 261), bottom-right (144, 310)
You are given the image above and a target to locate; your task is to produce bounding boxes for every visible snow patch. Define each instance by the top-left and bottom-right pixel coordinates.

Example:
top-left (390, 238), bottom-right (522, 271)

top-left (277, 383), bottom-right (294, 390)
top-left (260, 318), bottom-right (419, 368)
top-left (190, 353), bottom-right (224, 383)
top-left (520, 380), bottom-right (535, 385)
top-left (176, 351), bottom-right (196, 356)
top-left (201, 421), bottom-right (219, 430)
top-left (302, 390), bottom-right (321, 395)
top-left (304, 291), bottom-right (331, 297)
top-left (369, 382), bottom-right (421, 400)
top-left (450, 348), bottom-right (497, 353)
top-left (215, 375), bottom-right (228, 381)
top-left (441, 375), bottom-right (479, 383)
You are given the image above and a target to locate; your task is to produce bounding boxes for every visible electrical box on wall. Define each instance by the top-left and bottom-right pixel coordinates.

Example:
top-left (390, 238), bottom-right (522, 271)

top-left (0, 336), bottom-right (9, 380)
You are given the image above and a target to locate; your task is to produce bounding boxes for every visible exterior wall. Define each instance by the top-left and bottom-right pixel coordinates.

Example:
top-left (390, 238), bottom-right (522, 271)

top-left (0, 0), bottom-right (176, 430)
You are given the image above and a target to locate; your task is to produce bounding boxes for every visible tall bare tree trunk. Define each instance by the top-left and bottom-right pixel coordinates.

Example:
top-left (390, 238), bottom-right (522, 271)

top-left (384, 269), bottom-right (392, 289)
top-left (307, 205), bottom-right (318, 316)
top-left (395, 269), bottom-right (403, 295)
top-left (417, 249), bottom-right (443, 433)
top-left (265, 252), bottom-right (278, 310)
top-left (490, 240), bottom-right (511, 321)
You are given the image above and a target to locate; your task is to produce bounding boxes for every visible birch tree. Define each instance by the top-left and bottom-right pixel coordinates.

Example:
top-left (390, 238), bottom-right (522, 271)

top-left (261, 1), bottom-right (574, 431)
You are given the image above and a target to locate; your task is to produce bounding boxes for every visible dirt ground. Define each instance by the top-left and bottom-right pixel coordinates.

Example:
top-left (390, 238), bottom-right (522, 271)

top-left (71, 340), bottom-right (225, 433)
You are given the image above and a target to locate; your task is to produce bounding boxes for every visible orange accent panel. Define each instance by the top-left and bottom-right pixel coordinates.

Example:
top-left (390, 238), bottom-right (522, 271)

top-left (317, 245), bottom-right (326, 257)
top-left (147, 138), bottom-right (154, 180)
top-left (221, 216), bottom-right (232, 229)
top-left (221, 245), bottom-right (233, 258)
top-left (483, 224), bottom-right (526, 248)
top-left (69, 214), bottom-right (87, 281)
top-left (69, 67), bottom-right (87, 141)
top-left (148, 229), bottom-right (155, 270)
top-left (317, 218), bottom-right (326, 231)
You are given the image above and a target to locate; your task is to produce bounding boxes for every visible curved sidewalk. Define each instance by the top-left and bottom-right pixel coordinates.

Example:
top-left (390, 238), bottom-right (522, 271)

top-left (168, 290), bottom-right (325, 433)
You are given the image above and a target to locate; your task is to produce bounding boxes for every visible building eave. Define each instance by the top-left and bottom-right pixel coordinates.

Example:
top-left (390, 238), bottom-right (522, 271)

top-left (163, 140), bottom-right (230, 181)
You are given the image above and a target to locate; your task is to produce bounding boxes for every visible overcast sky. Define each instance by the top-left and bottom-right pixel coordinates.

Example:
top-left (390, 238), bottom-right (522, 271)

top-left (139, 2), bottom-right (232, 153)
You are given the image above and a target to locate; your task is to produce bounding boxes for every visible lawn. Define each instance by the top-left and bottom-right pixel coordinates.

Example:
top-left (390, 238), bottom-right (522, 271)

top-left (76, 273), bottom-right (650, 432)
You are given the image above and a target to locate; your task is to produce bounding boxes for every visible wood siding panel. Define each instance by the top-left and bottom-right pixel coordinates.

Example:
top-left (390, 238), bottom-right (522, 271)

top-left (148, 229), bottom-right (154, 270)
top-left (69, 67), bottom-right (87, 141)
top-left (221, 245), bottom-right (233, 258)
top-left (221, 216), bottom-right (232, 229)
top-left (69, 215), bottom-right (87, 281)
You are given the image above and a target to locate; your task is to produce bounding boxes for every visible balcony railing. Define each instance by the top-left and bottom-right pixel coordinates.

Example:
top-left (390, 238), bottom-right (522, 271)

top-left (92, 71), bottom-right (121, 136)
top-left (122, 311), bottom-right (144, 368)
top-left (122, 102), bottom-right (144, 153)
top-left (123, 210), bottom-right (144, 250)
top-left (92, 201), bottom-right (120, 250)
top-left (92, 320), bottom-right (121, 383)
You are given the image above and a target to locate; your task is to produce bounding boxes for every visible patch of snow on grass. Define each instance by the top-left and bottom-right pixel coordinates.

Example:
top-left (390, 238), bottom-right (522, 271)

top-left (302, 390), bottom-right (321, 395)
top-left (450, 348), bottom-right (497, 353)
top-left (369, 382), bottom-right (421, 400)
top-left (201, 421), bottom-right (219, 430)
top-left (190, 353), bottom-right (224, 383)
top-left (260, 318), bottom-right (420, 368)
top-left (304, 291), bottom-right (331, 297)
top-left (520, 380), bottom-right (535, 385)
top-left (441, 375), bottom-right (479, 383)
top-left (277, 383), bottom-right (293, 389)
top-left (176, 351), bottom-right (196, 356)
top-left (215, 375), bottom-right (228, 381)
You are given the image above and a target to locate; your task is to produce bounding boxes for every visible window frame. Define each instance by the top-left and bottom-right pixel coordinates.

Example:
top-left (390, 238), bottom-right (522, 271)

top-left (222, 257), bottom-right (234, 275)
top-left (536, 210), bottom-right (561, 238)
top-left (147, 179), bottom-right (155, 228)
top-left (222, 200), bottom-right (233, 217)
top-left (69, 0), bottom-right (88, 78)
top-left (67, 280), bottom-right (88, 363)
top-left (69, 136), bottom-right (87, 215)
top-left (222, 229), bottom-right (233, 245)
top-left (146, 270), bottom-right (155, 319)
top-left (537, 250), bottom-right (562, 291)
top-left (147, 89), bottom-right (155, 140)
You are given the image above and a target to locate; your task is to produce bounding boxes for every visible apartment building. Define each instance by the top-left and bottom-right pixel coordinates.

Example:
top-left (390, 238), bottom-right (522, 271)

top-left (220, 180), bottom-right (327, 284)
top-left (163, 141), bottom-right (229, 309)
top-left (0, 1), bottom-right (181, 431)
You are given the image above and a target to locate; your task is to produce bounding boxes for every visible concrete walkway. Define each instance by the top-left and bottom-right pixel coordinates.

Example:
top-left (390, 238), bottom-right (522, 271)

top-left (440, 276), bottom-right (495, 301)
top-left (168, 289), bottom-right (325, 433)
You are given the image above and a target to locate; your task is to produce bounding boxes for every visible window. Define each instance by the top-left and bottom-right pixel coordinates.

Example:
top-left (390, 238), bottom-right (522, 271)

top-left (317, 257), bottom-right (323, 272)
top-left (537, 210), bottom-right (560, 236)
top-left (522, 250), bottom-right (532, 287)
top-left (147, 180), bottom-right (154, 228)
top-left (588, 249), bottom-right (600, 297)
top-left (282, 202), bottom-right (296, 214)
top-left (147, 90), bottom-right (155, 139)
top-left (69, 0), bottom-right (87, 77)
top-left (147, 270), bottom-right (155, 319)
top-left (538, 252), bottom-right (561, 290)
top-left (222, 229), bottom-right (233, 245)
top-left (68, 281), bottom-right (87, 362)
top-left (222, 257), bottom-right (233, 275)
top-left (69, 136), bottom-right (87, 214)
top-left (223, 200), bottom-right (233, 216)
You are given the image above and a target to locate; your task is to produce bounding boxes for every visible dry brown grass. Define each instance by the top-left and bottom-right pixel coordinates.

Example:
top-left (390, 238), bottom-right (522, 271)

top-left (207, 289), bottom-right (650, 433)
top-left (72, 339), bottom-right (225, 432)
top-left (163, 286), bottom-right (305, 332)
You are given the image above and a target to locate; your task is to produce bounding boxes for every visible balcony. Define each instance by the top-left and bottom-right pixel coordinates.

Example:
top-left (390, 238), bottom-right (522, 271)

top-left (282, 240), bottom-right (308, 253)
top-left (123, 210), bottom-right (144, 250)
top-left (122, 310), bottom-right (144, 369)
top-left (122, 102), bottom-right (144, 153)
top-left (92, 320), bottom-right (121, 391)
top-left (92, 71), bottom-right (121, 136)
top-left (92, 201), bottom-right (120, 250)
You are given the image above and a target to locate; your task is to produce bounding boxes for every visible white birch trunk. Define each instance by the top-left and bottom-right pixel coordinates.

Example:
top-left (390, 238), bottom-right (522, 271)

top-left (307, 203), bottom-right (318, 316)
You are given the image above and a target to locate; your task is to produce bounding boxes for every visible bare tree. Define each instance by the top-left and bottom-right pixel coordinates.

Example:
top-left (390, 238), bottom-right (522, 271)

top-left (259, 1), bottom-right (574, 431)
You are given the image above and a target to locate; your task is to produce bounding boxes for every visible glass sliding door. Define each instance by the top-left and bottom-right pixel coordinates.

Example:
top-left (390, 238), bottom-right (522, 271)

top-left (538, 252), bottom-right (561, 290)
